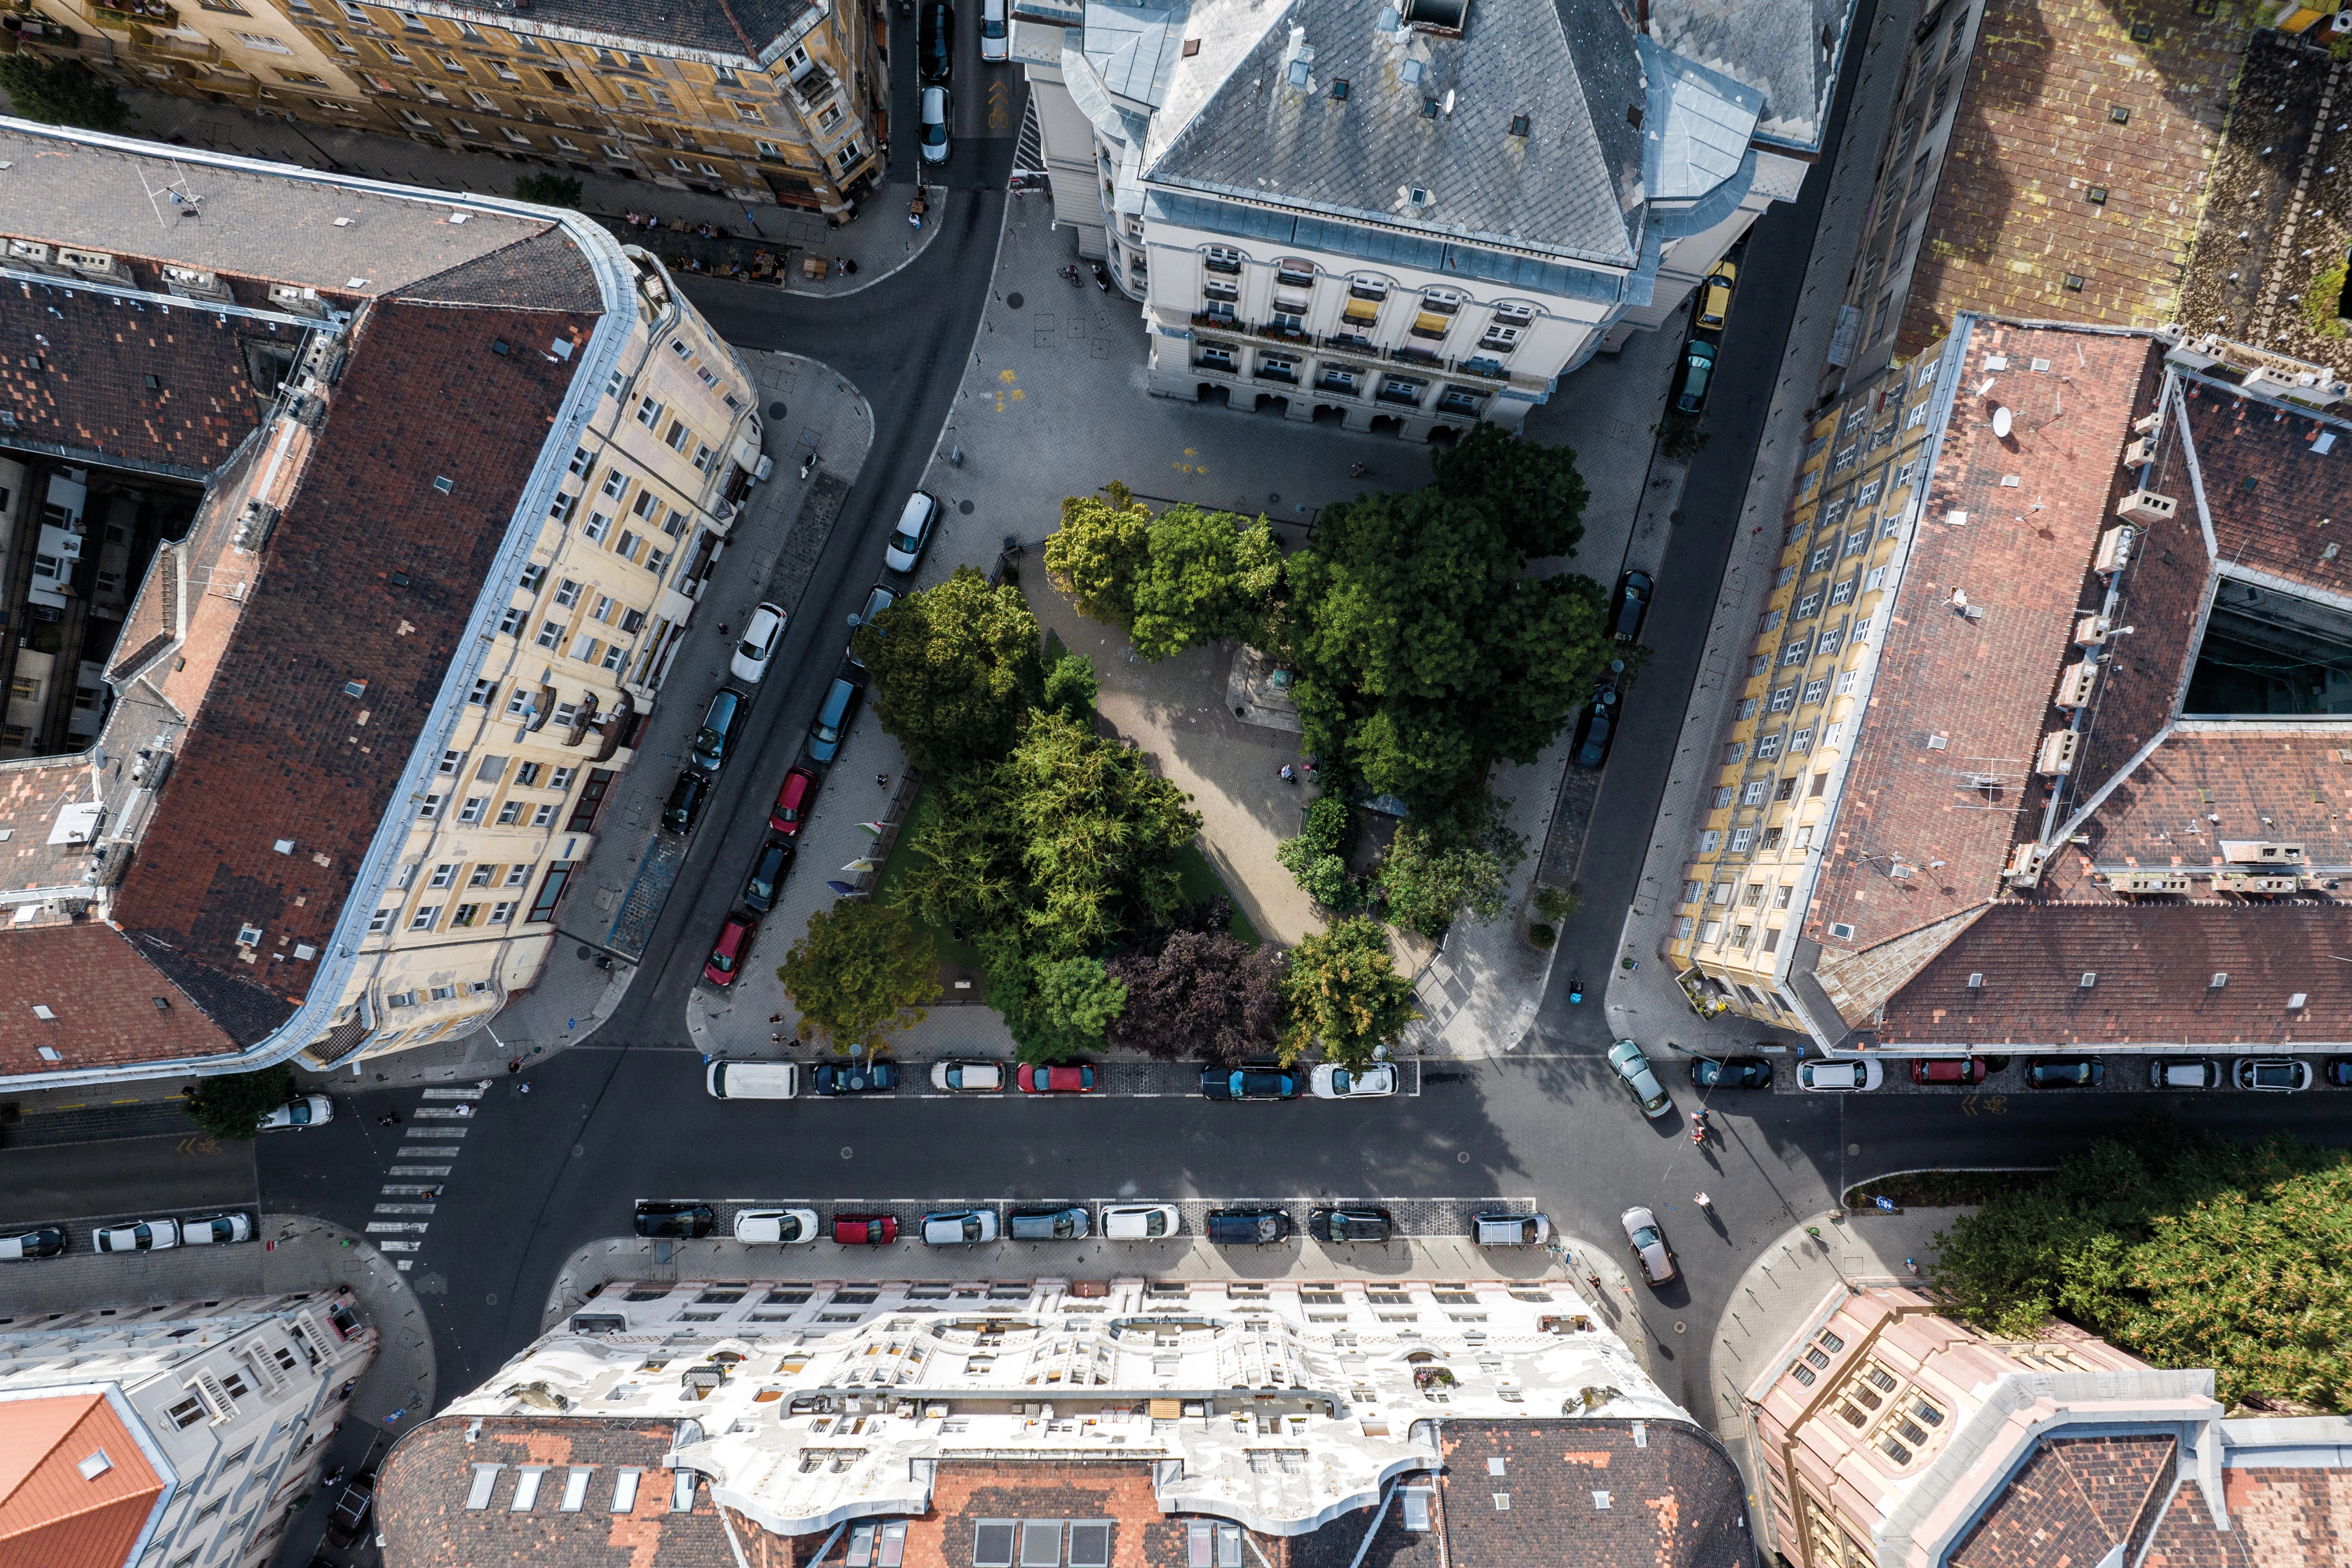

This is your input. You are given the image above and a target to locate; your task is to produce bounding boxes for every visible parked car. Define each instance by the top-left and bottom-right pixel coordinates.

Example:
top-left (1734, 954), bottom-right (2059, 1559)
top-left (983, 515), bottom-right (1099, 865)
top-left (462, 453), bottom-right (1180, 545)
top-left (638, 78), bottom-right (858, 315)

top-left (1102, 1203), bottom-right (1181, 1240)
top-left (181, 1213), bottom-right (252, 1246)
top-left (918, 86), bottom-right (951, 165)
top-left (930, 1061), bottom-right (1005, 1092)
top-left (1207, 1209), bottom-right (1292, 1245)
top-left (1620, 1205), bottom-right (1677, 1286)
top-left (2328, 1057), bottom-right (2352, 1087)
top-left (1674, 337), bottom-right (1717, 413)
top-left (706, 1061), bottom-right (798, 1099)
top-left (703, 911), bottom-right (758, 988)
top-left (1202, 1065), bottom-right (1299, 1101)
top-left (742, 840), bottom-right (794, 914)
top-left (1799, 1059), bottom-right (1885, 1091)
top-left (258, 1095), bottom-right (333, 1131)
top-left (2236, 1057), bottom-right (2311, 1092)
top-left (633, 1201), bottom-right (714, 1239)
top-left (1009, 1206), bottom-right (1091, 1240)
top-left (847, 584), bottom-right (897, 668)
top-left (980, 0), bottom-right (1007, 61)
top-left (0, 1227), bottom-right (66, 1261)
top-left (1472, 1212), bottom-right (1551, 1247)
top-left (1611, 570), bottom-right (1653, 644)
top-left (1910, 1057), bottom-right (1988, 1085)
top-left (734, 1208), bottom-right (820, 1244)
top-left (1017, 1063), bottom-right (1095, 1093)
top-left (1606, 1039), bottom-right (1672, 1118)
top-left (769, 765), bottom-right (819, 835)
top-left (884, 491), bottom-right (941, 573)
top-left (833, 1213), bottom-right (899, 1245)
top-left (812, 1061), bottom-right (900, 1095)
top-left (918, 0), bottom-right (953, 82)
top-left (1308, 1207), bottom-right (1393, 1244)
top-left (1696, 262), bottom-right (1736, 330)
top-left (325, 1473), bottom-right (376, 1552)
top-left (808, 676), bottom-right (862, 763)
top-left (921, 1209), bottom-right (999, 1245)
top-left (690, 688), bottom-right (747, 773)
top-left (662, 769), bottom-right (712, 834)
top-left (1571, 686), bottom-right (1620, 770)
top-left (2023, 1058), bottom-right (2104, 1090)
top-left (1689, 1055), bottom-right (1772, 1089)
top-left (729, 601), bottom-right (788, 684)
top-left (1309, 1063), bottom-right (1396, 1098)
top-left (95, 1219), bottom-right (179, 1253)
top-left (2148, 1057), bottom-right (2220, 1089)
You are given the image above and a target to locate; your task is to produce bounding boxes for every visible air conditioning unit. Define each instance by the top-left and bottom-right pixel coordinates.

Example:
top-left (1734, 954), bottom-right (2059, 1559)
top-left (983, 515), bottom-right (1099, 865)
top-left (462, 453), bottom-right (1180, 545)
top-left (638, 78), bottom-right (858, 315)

top-left (266, 282), bottom-right (328, 319)
top-left (2094, 525), bottom-right (2135, 573)
top-left (2055, 661), bottom-right (2099, 708)
top-left (2220, 840), bottom-right (2305, 865)
top-left (233, 499), bottom-right (280, 553)
top-left (162, 264), bottom-right (230, 302)
top-left (2075, 615), bottom-right (2112, 646)
top-left (2113, 872), bottom-right (2190, 894)
top-left (2123, 436), bottom-right (2157, 467)
top-left (2036, 730), bottom-right (2080, 775)
top-left (2132, 410), bottom-right (2164, 435)
top-left (2211, 872), bottom-right (2300, 894)
top-left (2115, 489), bottom-right (2177, 524)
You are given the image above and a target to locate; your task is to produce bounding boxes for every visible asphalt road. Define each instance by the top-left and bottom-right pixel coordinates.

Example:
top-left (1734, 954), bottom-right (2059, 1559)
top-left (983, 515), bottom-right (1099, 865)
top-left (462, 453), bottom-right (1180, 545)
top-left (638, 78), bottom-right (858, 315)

top-left (0, 1133), bottom-right (256, 1227)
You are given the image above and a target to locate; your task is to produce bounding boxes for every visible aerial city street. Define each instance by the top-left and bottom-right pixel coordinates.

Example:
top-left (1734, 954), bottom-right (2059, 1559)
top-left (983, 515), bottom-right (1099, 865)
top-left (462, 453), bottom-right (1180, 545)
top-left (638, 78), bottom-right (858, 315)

top-left (0, 0), bottom-right (2347, 1562)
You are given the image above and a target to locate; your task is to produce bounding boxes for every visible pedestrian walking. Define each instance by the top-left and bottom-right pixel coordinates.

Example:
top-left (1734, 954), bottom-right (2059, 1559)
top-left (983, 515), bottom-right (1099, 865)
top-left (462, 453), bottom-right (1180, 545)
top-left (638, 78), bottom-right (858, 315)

top-left (455, 1105), bottom-right (473, 1118)
top-left (1695, 1191), bottom-right (1713, 1211)
top-left (519, 1082), bottom-right (532, 1095)
top-left (876, 773), bottom-right (890, 788)
top-left (1279, 764), bottom-right (1296, 783)
top-left (507, 1058), bottom-right (521, 1074)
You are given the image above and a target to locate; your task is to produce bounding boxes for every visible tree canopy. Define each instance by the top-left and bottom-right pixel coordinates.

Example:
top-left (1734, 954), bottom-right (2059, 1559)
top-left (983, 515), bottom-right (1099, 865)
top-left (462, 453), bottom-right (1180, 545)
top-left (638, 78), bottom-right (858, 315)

top-left (1279, 917), bottom-right (1418, 1069)
top-left (1007, 955), bottom-right (1129, 1064)
top-left (1275, 795), bottom-right (1360, 911)
top-left (514, 172), bottom-right (585, 209)
top-left (181, 1065), bottom-right (295, 1142)
top-left (779, 901), bottom-right (940, 1052)
top-left (1108, 929), bottom-right (1284, 1064)
top-left (1377, 793), bottom-right (1527, 938)
top-left (856, 566), bottom-right (1044, 775)
top-left (1128, 505), bottom-right (1282, 660)
top-left (0, 56), bottom-right (129, 133)
top-left (1043, 483), bottom-right (1152, 631)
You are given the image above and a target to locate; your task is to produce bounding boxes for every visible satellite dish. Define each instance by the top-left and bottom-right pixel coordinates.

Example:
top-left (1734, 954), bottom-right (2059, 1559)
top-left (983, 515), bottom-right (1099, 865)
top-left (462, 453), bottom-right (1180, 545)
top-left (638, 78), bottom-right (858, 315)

top-left (1991, 405), bottom-right (2013, 438)
top-left (1442, 89), bottom-right (1456, 115)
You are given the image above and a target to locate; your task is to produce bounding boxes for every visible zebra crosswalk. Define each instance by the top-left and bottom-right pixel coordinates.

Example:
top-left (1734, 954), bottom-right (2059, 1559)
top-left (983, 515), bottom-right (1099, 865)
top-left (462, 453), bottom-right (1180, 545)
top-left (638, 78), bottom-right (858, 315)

top-left (365, 1082), bottom-right (486, 1269)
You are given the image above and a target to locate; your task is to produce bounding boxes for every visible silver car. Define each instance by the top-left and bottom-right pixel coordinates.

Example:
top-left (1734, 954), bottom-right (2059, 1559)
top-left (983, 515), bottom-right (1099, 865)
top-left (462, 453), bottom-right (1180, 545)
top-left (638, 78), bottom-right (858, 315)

top-left (95, 1219), bottom-right (180, 1253)
top-left (1606, 1039), bottom-right (1672, 1118)
top-left (181, 1213), bottom-right (253, 1246)
top-left (1619, 1205), bottom-right (1677, 1286)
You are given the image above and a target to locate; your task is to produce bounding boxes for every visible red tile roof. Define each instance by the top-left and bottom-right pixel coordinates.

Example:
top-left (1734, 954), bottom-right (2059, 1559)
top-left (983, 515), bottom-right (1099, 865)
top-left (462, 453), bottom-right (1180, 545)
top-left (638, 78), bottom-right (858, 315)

top-left (0, 921), bottom-right (237, 1074)
top-left (2175, 380), bottom-right (2352, 600)
top-left (1949, 1433), bottom-right (2178, 1568)
top-left (2067, 727), bottom-right (2352, 889)
top-left (0, 1391), bottom-right (165, 1568)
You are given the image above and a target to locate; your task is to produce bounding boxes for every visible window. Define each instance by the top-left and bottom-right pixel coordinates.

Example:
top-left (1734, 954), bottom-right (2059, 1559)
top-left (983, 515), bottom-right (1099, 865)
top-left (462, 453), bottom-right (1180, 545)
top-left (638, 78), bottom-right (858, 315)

top-left (467, 678), bottom-right (499, 705)
top-left (571, 634), bottom-right (599, 661)
top-left (490, 901), bottom-right (516, 924)
top-left (368, 907), bottom-right (397, 934)
top-left (1808, 545), bottom-right (1833, 573)
top-left (1729, 828), bottom-right (1753, 852)
top-left (584, 511), bottom-right (613, 544)
top-left (520, 562), bottom-right (549, 594)
top-left (418, 793), bottom-right (445, 820)
top-left (428, 863), bottom-right (456, 890)
top-left (1865, 566), bottom-right (1889, 592)
top-left (166, 1396), bottom-right (206, 1430)
top-left (549, 767), bottom-right (576, 792)
top-left (1714, 786), bottom-right (1735, 809)
top-left (1802, 679), bottom-right (1827, 707)
top-left (693, 443), bottom-right (714, 472)
top-left (536, 619), bottom-right (563, 650)
top-left (598, 469), bottom-right (628, 502)
top-left (636, 395), bottom-right (664, 429)
top-left (1755, 734), bottom-right (1782, 760)
top-left (497, 801), bottom-right (524, 825)
top-left (515, 761), bottom-right (543, 787)
top-left (614, 532), bottom-right (640, 562)
top-left (498, 606), bottom-right (526, 636)
top-left (1829, 578), bottom-right (1855, 607)
top-left (1782, 637), bottom-right (1812, 667)
top-left (1796, 592), bottom-right (1822, 618)
top-left (1769, 685), bottom-right (1795, 713)
top-left (1742, 781), bottom-right (1769, 806)
top-left (1790, 727), bottom-right (1815, 753)
top-left (469, 865), bottom-right (495, 888)
top-left (409, 905), bottom-right (441, 932)
top-left (533, 803), bottom-right (558, 827)
top-left (524, 861), bottom-right (574, 923)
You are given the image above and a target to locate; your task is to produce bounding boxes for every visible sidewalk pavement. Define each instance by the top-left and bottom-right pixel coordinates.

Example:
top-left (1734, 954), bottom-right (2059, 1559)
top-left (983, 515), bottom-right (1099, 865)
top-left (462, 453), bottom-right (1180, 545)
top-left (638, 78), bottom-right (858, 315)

top-left (1602, 0), bottom-right (1919, 1054)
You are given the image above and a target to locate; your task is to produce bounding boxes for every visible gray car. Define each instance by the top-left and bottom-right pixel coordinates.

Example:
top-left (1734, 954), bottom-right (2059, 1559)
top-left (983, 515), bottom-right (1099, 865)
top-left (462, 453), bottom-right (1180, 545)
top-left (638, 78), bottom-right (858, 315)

top-left (1008, 1206), bottom-right (1091, 1241)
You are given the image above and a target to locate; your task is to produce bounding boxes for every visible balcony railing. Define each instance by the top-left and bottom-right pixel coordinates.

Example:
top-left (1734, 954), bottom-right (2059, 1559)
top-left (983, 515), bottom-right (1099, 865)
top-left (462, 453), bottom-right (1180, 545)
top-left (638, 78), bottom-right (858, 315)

top-left (1190, 311), bottom-right (1240, 330)
top-left (92, 0), bottom-right (175, 26)
top-left (1254, 366), bottom-right (1299, 384)
top-left (1254, 323), bottom-right (1311, 345)
top-left (1375, 386), bottom-right (1425, 407)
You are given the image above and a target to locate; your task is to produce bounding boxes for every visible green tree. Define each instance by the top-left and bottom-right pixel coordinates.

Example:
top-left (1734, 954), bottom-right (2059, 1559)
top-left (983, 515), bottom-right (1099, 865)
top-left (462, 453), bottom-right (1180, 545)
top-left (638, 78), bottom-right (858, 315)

top-left (1376, 793), bottom-right (1526, 938)
top-left (0, 55), bottom-right (129, 132)
top-left (778, 901), bottom-right (940, 1053)
top-left (1428, 423), bottom-right (1591, 559)
top-left (181, 1065), bottom-right (295, 1142)
top-left (1275, 794), bottom-right (1359, 911)
top-left (514, 172), bottom-right (585, 209)
top-left (855, 566), bottom-right (1043, 775)
top-left (1129, 506), bottom-right (1283, 660)
top-left (1041, 651), bottom-right (1100, 723)
top-left (1279, 917), bottom-right (1418, 1069)
top-left (1006, 955), bottom-right (1128, 1064)
top-left (1044, 483), bottom-right (1151, 631)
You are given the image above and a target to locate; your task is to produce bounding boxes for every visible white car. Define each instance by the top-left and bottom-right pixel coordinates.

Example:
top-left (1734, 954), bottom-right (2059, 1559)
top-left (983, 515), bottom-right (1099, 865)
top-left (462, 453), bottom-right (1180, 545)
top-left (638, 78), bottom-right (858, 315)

top-left (919, 85), bottom-right (951, 165)
top-left (1102, 1203), bottom-right (1180, 1241)
top-left (95, 1219), bottom-right (180, 1253)
top-left (181, 1214), bottom-right (252, 1246)
top-left (1310, 1063), bottom-right (1396, 1098)
top-left (733, 1208), bottom-right (821, 1245)
top-left (729, 601), bottom-right (787, 684)
top-left (1799, 1059), bottom-right (1886, 1091)
top-left (921, 1209), bottom-right (999, 1245)
top-left (1473, 1212), bottom-right (1551, 1247)
top-left (884, 491), bottom-right (940, 573)
top-left (980, 0), bottom-right (1007, 61)
top-left (1619, 1205), bottom-right (1677, 1286)
top-left (258, 1094), bottom-right (333, 1131)
top-left (930, 1061), bottom-right (1005, 1092)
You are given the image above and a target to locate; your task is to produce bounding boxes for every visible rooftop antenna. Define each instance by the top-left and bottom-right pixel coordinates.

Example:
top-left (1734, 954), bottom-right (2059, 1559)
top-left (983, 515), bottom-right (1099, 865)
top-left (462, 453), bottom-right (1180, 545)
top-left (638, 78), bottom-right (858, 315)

top-left (138, 160), bottom-right (205, 234)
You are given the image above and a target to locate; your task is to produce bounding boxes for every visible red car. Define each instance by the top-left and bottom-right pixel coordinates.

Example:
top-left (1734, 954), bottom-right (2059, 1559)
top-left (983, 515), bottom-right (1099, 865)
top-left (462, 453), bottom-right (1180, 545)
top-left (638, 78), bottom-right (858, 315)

top-left (703, 912), bottom-right (758, 987)
top-left (833, 1214), bottom-right (898, 1245)
top-left (1017, 1064), bottom-right (1096, 1094)
top-left (1910, 1056), bottom-right (1988, 1085)
top-left (770, 766), bottom-right (819, 836)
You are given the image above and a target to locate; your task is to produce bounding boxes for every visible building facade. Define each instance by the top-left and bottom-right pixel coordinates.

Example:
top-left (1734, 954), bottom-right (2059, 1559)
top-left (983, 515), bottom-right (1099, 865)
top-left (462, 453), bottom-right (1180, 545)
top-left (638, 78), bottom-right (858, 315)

top-left (0, 1288), bottom-right (375, 1568)
top-left (2, 0), bottom-right (884, 212)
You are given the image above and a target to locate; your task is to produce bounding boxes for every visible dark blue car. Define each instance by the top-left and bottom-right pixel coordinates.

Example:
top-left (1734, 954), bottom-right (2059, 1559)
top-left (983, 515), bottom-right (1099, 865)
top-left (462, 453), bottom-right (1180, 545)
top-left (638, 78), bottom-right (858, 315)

top-left (813, 1061), bottom-right (901, 1095)
top-left (1201, 1065), bottom-right (1297, 1101)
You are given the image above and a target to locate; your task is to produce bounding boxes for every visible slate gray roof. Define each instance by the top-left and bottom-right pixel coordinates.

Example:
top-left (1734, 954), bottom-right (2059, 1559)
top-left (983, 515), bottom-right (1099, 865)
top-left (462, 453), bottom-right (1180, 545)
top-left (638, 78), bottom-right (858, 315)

top-left (1649, 0), bottom-right (1855, 152)
top-left (438, 0), bottom-right (816, 60)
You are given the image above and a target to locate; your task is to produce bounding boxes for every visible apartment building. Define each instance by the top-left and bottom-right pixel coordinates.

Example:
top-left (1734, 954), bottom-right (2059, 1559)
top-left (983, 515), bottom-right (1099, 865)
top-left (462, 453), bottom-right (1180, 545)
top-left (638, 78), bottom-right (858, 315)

top-left (376, 1271), bottom-right (1750, 1567)
top-left (2, 0), bottom-right (884, 212)
top-left (0, 122), bottom-right (763, 1088)
top-left (0, 1288), bottom-right (375, 1568)
top-left (1666, 314), bottom-right (2352, 1053)
top-left (1748, 1283), bottom-right (2351, 1567)
top-left (1010, 0), bottom-right (1856, 440)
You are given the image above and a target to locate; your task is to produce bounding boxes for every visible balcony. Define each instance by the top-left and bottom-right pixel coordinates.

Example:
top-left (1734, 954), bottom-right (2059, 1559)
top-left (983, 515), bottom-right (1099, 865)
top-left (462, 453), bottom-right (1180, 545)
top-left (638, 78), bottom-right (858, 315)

top-left (1254, 322), bottom-right (1311, 345)
top-left (1190, 311), bottom-right (1241, 332)
top-left (1389, 344), bottom-right (1443, 369)
top-left (1375, 386), bottom-right (1426, 408)
top-left (130, 24), bottom-right (216, 60)
top-left (91, 0), bottom-right (175, 26)
top-left (1254, 365), bottom-right (1299, 384)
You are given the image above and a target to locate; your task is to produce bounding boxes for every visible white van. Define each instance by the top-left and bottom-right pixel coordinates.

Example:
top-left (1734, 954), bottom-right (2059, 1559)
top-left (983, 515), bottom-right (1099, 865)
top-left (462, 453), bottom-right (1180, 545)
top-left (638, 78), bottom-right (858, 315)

top-left (1472, 1212), bottom-right (1551, 1247)
top-left (706, 1061), bottom-right (799, 1099)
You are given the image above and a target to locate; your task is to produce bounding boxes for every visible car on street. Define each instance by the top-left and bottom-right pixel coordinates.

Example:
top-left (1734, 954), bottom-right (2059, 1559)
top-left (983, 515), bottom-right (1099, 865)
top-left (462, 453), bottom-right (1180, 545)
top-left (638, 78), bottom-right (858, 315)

top-left (1620, 1205), bottom-right (1677, 1286)
top-left (2023, 1058), bottom-right (2104, 1090)
top-left (2149, 1057), bottom-right (2220, 1089)
top-left (1571, 686), bottom-right (1620, 770)
top-left (662, 769), bottom-right (711, 834)
top-left (1799, 1059), bottom-right (1885, 1091)
top-left (833, 1213), bottom-right (899, 1245)
top-left (325, 1473), bottom-right (376, 1551)
top-left (95, 1219), bottom-right (179, 1253)
top-left (1309, 1063), bottom-right (1395, 1098)
top-left (1611, 570), bottom-right (1653, 644)
top-left (847, 584), bottom-right (897, 668)
top-left (0, 1227), bottom-right (66, 1261)
top-left (741, 841), bottom-right (794, 914)
top-left (1009, 1206), bottom-right (1091, 1239)
top-left (258, 1094), bottom-right (334, 1131)
top-left (633, 1201), bottom-right (714, 1239)
top-left (980, 0), bottom-right (1008, 60)
top-left (918, 0), bottom-right (953, 82)
top-left (729, 601), bottom-right (787, 684)
top-left (1696, 262), bottom-right (1736, 330)
top-left (2236, 1058), bottom-right (2311, 1092)
top-left (734, 1208), bottom-right (821, 1244)
top-left (1674, 337), bottom-right (1717, 413)
top-left (690, 688), bottom-right (747, 774)
top-left (1689, 1055), bottom-right (1772, 1089)
top-left (181, 1213), bottom-right (252, 1245)
top-left (808, 676), bottom-right (862, 763)
top-left (706, 1061), bottom-right (798, 1099)
top-left (703, 911), bottom-right (757, 988)
top-left (1102, 1203), bottom-right (1181, 1239)
top-left (919, 86), bottom-right (951, 165)
top-left (1472, 1212), bottom-right (1551, 1247)
top-left (813, 1061), bottom-right (900, 1095)
top-left (2328, 1057), bottom-right (2352, 1087)
top-left (769, 765), bottom-right (819, 835)
top-left (884, 491), bottom-right (941, 573)
top-left (1308, 1207), bottom-right (1392, 1244)
top-left (1202, 1064), bottom-right (1299, 1101)
top-left (921, 1209), bottom-right (999, 1245)
top-left (1207, 1209), bottom-right (1292, 1245)
top-left (1910, 1057), bottom-right (1988, 1085)
top-left (931, 1061), bottom-right (1005, 1092)
top-left (1018, 1063), bottom-right (1095, 1094)
top-left (1606, 1039), bottom-right (1672, 1118)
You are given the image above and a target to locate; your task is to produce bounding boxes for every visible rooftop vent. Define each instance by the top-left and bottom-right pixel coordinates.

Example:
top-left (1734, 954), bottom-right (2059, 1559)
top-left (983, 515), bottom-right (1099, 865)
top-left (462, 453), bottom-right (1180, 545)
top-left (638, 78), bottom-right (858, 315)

top-left (2123, 435), bottom-right (2157, 466)
top-left (2220, 840), bottom-right (2304, 864)
top-left (1510, 113), bottom-right (1530, 136)
top-left (2116, 489), bottom-right (2177, 525)
top-left (2036, 730), bottom-right (2080, 776)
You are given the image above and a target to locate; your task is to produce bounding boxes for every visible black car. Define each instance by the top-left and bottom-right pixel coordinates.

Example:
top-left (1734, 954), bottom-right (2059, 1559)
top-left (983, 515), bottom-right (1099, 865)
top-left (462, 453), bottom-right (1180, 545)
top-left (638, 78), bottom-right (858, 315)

top-left (742, 840), bottom-right (795, 914)
top-left (1611, 570), bottom-right (1653, 644)
top-left (918, 0), bottom-right (954, 82)
top-left (2024, 1058), bottom-right (2105, 1089)
top-left (1201, 1064), bottom-right (1298, 1100)
top-left (1207, 1209), bottom-right (1292, 1245)
top-left (661, 770), bottom-right (711, 834)
top-left (634, 1201), bottom-right (716, 1238)
top-left (813, 1061), bottom-right (901, 1095)
top-left (2328, 1057), bottom-right (2352, 1087)
top-left (1689, 1055), bottom-right (1772, 1089)
top-left (324, 1472), bottom-right (377, 1550)
top-left (691, 688), bottom-right (748, 774)
top-left (1308, 1207), bottom-right (1393, 1244)
top-left (1571, 686), bottom-right (1620, 770)
top-left (1675, 339), bottom-right (1717, 414)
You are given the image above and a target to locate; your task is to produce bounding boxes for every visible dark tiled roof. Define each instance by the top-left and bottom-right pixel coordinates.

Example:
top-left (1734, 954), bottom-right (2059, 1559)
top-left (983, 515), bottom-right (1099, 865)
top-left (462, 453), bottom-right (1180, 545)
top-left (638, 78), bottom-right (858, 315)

top-left (0, 922), bottom-right (236, 1075)
top-left (1950, 1433), bottom-right (2177, 1568)
top-left (1435, 1419), bottom-right (1749, 1568)
top-left (2072, 729), bottom-right (2352, 881)
top-left (2176, 380), bottom-right (2352, 599)
top-left (441, 0), bottom-right (813, 58)
top-left (390, 230), bottom-right (603, 313)
top-left (2139, 1476), bottom-right (2250, 1567)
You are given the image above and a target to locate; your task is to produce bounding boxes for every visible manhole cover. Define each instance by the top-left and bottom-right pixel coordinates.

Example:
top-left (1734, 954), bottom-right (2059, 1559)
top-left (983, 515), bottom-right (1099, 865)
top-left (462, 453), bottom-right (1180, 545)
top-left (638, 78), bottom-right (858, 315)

top-left (575, 945), bottom-right (592, 960)
top-left (767, 400), bottom-right (787, 419)
top-left (1847, 1142), bottom-right (1861, 1156)
top-left (959, 499), bottom-right (975, 514)
top-left (1456, 1150), bottom-right (1470, 1163)
top-left (841, 1145), bottom-right (854, 1159)
top-left (1268, 491), bottom-right (1281, 503)
top-left (1672, 1320), bottom-right (1686, 1335)
top-left (1006, 291), bottom-right (1024, 309)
